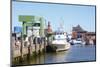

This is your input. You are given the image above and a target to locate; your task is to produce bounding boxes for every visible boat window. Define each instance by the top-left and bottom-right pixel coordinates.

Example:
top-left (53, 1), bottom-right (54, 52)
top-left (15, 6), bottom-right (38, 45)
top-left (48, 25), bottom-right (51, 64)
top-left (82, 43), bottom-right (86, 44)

top-left (33, 23), bottom-right (40, 27)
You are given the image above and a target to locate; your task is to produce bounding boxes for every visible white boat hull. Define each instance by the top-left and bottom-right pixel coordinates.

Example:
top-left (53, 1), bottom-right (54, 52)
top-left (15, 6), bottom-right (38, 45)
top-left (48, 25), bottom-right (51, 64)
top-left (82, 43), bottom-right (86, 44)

top-left (52, 40), bottom-right (70, 51)
top-left (56, 44), bottom-right (70, 52)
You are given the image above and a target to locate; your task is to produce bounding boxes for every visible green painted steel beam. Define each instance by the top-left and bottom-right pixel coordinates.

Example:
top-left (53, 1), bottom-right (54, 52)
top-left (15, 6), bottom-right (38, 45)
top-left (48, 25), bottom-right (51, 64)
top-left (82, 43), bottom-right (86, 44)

top-left (26, 23), bottom-right (34, 27)
top-left (39, 17), bottom-right (45, 37)
top-left (19, 15), bottom-right (42, 22)
top-left (19, 15), bottom-right (34, 22)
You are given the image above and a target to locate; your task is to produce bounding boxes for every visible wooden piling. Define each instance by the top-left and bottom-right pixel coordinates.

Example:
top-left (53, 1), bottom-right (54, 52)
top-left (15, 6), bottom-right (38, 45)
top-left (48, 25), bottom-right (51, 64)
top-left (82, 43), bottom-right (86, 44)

top-left (12, 35), bottom-right (46, 64)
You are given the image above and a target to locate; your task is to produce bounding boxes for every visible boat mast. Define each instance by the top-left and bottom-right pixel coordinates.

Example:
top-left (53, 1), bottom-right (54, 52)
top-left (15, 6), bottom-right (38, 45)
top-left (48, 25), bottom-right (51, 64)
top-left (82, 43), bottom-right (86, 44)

top-left (58, 18), bottom-right (64, 32)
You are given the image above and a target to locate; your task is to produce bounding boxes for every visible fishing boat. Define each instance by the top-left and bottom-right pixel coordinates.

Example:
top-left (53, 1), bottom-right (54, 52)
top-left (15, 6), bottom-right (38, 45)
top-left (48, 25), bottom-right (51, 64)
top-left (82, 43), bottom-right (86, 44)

top-left (52, 31), bottom-right (70, 51)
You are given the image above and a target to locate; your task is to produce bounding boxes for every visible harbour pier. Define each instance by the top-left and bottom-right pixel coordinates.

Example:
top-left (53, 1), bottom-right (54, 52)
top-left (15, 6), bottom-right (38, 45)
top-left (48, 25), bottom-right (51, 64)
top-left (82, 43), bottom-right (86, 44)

top-left (12, 35), bottom-right (47, 64)
top-left (12, 15), bottom-right (48, 64)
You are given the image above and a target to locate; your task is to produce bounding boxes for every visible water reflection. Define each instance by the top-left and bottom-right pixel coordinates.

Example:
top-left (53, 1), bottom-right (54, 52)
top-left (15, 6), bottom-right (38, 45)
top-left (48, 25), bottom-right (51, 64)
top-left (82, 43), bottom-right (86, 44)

top-left (17, 45), bottom-right (96, 65)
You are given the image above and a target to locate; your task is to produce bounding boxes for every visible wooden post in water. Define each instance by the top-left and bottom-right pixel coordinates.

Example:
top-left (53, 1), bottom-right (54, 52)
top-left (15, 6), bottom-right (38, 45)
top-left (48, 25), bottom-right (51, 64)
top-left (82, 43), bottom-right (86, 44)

top-left (20, 21), bottom-right (26, 62)
top-left (44, 37), bottom-right (47, 52)
top-left (29, 36), bottom-right (33, 56)
top-left (20, 32), bottom-right (23, 62)
top-left (34, 37), bottom-right (37, 55)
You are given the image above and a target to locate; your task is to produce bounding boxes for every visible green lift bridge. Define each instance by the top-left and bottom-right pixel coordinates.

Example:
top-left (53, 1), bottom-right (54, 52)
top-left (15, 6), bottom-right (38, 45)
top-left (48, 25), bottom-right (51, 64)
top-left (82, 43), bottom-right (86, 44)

top-left (19, 15), bottom-right (45, 37)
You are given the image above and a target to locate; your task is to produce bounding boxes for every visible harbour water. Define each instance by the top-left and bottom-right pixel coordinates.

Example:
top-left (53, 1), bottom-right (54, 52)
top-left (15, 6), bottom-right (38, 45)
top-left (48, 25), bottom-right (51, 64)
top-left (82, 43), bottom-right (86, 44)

top-left (18, 44), bottom-right (96, 65)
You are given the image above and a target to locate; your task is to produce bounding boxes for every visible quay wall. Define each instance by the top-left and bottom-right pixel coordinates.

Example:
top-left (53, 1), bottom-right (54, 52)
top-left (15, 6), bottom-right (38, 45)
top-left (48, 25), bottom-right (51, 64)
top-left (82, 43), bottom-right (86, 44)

top-left (11, 37), bottom-right (46, 63)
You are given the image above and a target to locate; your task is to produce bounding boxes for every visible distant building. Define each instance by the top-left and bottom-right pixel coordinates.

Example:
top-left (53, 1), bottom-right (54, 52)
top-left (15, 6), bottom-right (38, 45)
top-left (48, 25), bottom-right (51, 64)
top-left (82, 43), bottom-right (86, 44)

top-left (45, 21), bottom-right (53, 44)
top-left (85, 32), bottom-right (96, 44)
top-left (13, 26), bottom-right (22, 38)
top-left (14, 26), bottom-right (22, 33)
top-left (72, 25), bottom-right (87, 39)
top-left (47, 21), bottom-right (52, 34)
top-left (72, 25), bottom-right (96, 45)
top-left (72, 25), bottom-right (86, 32)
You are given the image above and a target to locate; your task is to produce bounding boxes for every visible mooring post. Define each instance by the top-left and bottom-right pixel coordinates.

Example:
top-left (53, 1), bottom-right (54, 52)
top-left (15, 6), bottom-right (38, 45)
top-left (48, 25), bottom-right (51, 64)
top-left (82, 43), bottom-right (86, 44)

top-left (20, 32), bottom-right (23, 62)
top-left (44, 37), bottom-right (46, 52)
top-left (20, 21), bottom-right (26, 62)
top-left (34, 37), bottom-right (37, 55)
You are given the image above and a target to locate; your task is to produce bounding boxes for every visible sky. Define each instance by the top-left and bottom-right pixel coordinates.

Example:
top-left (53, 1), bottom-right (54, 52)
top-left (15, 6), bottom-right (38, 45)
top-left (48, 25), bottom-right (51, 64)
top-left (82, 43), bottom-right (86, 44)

top-left (12, 1), bottom-right (96, 33)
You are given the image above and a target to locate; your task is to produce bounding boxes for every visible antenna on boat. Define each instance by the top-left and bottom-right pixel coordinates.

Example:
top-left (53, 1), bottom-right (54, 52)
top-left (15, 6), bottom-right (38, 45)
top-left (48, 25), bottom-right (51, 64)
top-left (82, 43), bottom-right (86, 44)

top-left (58, 17), bottom-right (64, 32)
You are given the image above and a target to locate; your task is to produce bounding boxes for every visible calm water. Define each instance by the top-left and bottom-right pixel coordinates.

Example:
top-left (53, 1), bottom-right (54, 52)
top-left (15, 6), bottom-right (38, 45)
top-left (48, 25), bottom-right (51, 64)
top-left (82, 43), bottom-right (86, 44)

top-left (20, 44), bottom-right (96, 65)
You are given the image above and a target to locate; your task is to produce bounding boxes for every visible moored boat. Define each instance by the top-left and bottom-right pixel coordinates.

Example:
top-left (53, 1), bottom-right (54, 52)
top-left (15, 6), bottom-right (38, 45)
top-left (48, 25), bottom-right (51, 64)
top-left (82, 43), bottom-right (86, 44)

top-left (52, 32), bottom-right (70, 51)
